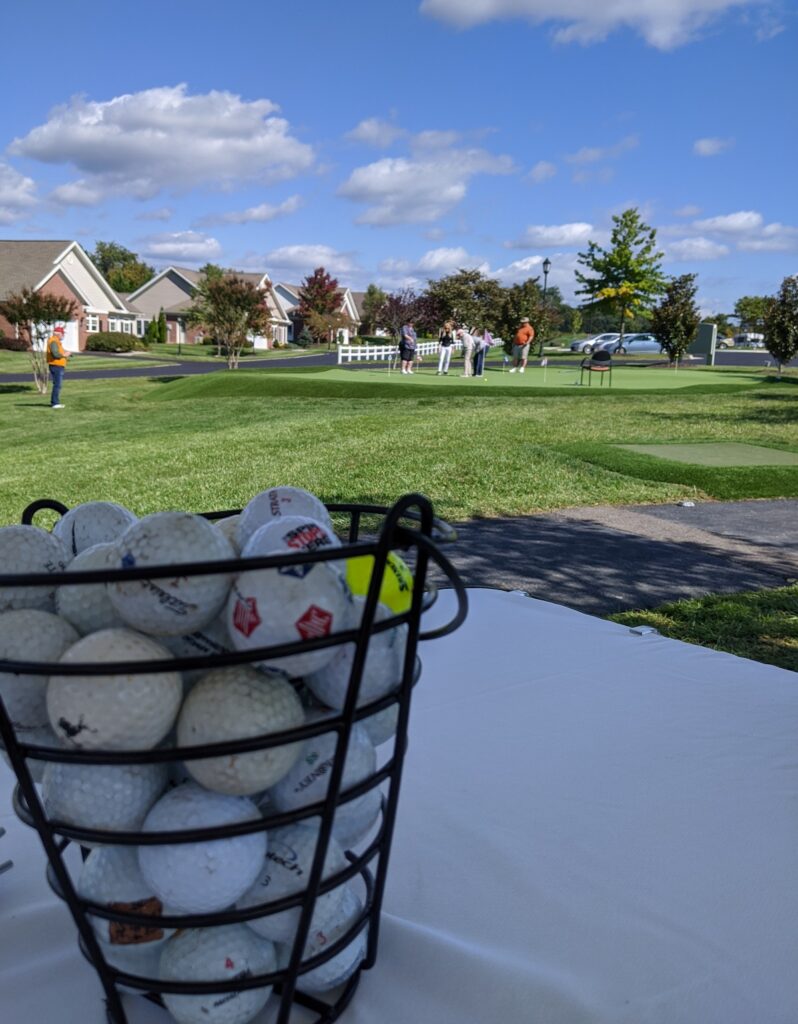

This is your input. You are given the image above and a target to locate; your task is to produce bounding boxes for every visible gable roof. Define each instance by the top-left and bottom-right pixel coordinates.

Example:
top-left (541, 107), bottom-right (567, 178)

top-left (0, 240), bottom-right (74, 299)
top-left (351, 290), bottom-right (367, 319)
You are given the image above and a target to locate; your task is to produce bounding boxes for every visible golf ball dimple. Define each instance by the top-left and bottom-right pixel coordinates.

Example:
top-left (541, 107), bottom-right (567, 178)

top-left (236, 487), bottom-right (333, 552)
top-left (138, 783), bottom-right (266, 915)
top-left (236, 823), bottom-right (348, 944)
top-left (109, 512), bottom-right (235, 637)
top-left (0, 609), bottom-right (79, 730)
top-left (159, 925), bottom-right (276, 1024)
top-left (53, 501), bottom-right (137, 557)
top-left (284, 887), bottom-right (367, 995)
top-left (227, 562), bottom-right (354, 678)
top-left (55, 542), bottom-right (126, 635)
top-left (268, 720), bottom-right (380, 849)
top-left (161, 616), bottom-right (234, 686)
top-left (77, 844), bottom-right (174, 950)
top-left (42, 760), bottom-right (168, 837)
top-left (0, 525), bottom-right (69, 613)
top-left (47, 628), bottom-right (183, 750)
top-left (177, 666), bottom-right (305, 795)
top-left (304, 597), bottom-right (407, 711)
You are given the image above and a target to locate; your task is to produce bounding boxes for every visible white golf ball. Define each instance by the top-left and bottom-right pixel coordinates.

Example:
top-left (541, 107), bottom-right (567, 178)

top-left (236, 823), bottom-right (348, 944)
top-left (109, 512), bottom-right (235, 637)
top-left (138, 783), bottom-right (266, 914)
top-left (286, 887), bottom-right (367, 995)
top-left (305, 597), bottom-right (407, 711)
top-left (53, 501), bottom-right (137, 557)
top-left (47, 629), bottom-right (182, 750)
top-left (361, 703), bottom-right (400, 748)
top-left (77, 844), bottom-right (174, 950)
top-left (214, 514), bottom-right (241, 555)
top-left (0, 609), bottom-right (79, 730)
top-left (0, 723), bottom-right (60, 783)
top-left (227, 563), bottom-right (353, 678)
top-left (0, 525), bottom-right (69, 613)
top-left (177, 666), bottom-right (305, 796)
top-left (161, 616), bottom-right (234, 685)
top-left (242, 516), bottom-right (341, 561)
top-left (55, 542), bottom-right (126, 635)
top-left (159, 925), bottom-right (276, 1024)
top-left (42, 760), bottom-right (168, 837)
top-left (268, 721), bottom-right (380, 849)
top-left (236, 487), bottom-right (332, 551)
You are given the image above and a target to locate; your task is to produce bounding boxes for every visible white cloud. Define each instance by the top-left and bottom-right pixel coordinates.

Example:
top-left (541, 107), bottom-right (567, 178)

top-left (376, 247), bottom-right (489, 290)
top-left (197, 195), bottom-right (303, 226)
top-left (494, 252), bottom-right (581, 299)
top-left (693, 136), bottom-right (734, 156)
top-left (527, 160), bottom-right (557, 183)
top-left (566, 135), bottom-right (639, 164)
top-left (674, 204), bottom-right (702, 217)
top-left (737, 223), bottom-right (798, 252)
top-left (667, 236), bottom-right (730, 261)
top-left (694, 210), bottom-right (763, 233)
top-left (338, 147), bottom-right (514, 224)
top-left (135, 206), bottom-right (173, 222)
top-left (11, 85), bottom-right (314, 205)
top-left (0, 162), bottom-right (38, 224)
top-left (507, 222), bottom-right (593, 248)
top-left (420, 0), bottom-right (765, 50)
top-left (345, 118), bottom-right (405, 148)
top-left (140, 231), bottom-right (221, 263)
top-left (262, 244), bottom-right (358, 278)
top-left (412, 130), bottom-right (462, 150)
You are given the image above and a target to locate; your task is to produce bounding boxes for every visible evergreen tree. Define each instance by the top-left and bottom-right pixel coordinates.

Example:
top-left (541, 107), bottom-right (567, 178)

top-left (650, 274), bottom-right (701, 364)
top-left (360, 284), bottom-right (387, 335)
top-left (157, 308), bottom-right (167, 344)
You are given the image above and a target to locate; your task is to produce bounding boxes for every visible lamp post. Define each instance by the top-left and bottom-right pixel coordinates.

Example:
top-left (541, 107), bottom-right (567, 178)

top-left (540, 257), bottom-right (551, 356)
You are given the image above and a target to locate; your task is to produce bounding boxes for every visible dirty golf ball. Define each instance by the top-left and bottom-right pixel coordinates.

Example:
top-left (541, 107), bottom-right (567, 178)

top-left (236, 486), bottom-right (333, 551)
top-left (55, 542), bottom-right (126, 635)
top-left (0, 525), bottom-right (69, 613)
top-left (0, 609), bottom-right (79, 730)
top-left (53, 501), bottom-right (137, 557)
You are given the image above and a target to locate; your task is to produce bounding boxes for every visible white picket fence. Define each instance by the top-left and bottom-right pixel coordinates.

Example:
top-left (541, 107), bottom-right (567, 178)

top-left (337, 340), bottom-right (463, 364)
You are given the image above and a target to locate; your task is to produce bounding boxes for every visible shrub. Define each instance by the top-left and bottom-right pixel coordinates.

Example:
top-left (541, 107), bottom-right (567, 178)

top-left (294, 327), bottom-right (314, 348)
top-left (86, 331), bottom-right (140, 352)
top-left (0, 334), bottom-right (30, 352)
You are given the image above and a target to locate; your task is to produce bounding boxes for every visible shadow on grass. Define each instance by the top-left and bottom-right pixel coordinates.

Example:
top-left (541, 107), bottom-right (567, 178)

top-left (0, 384), bottom-right (34, 394)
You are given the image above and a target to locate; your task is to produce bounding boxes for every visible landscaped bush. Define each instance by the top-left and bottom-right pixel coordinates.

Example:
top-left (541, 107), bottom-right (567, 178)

top-left (0, 334), bottom-right (29, 352)
top-left (86, 332), bottom-right (144, 352)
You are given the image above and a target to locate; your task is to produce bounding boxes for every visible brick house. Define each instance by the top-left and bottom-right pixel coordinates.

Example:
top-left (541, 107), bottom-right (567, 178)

top-left (0, 240), bottom-right (136, 351)
top-left (127, 266), bottom-right (291, 348)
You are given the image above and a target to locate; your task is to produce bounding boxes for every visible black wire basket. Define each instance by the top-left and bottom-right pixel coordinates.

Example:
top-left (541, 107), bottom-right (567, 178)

top-left (0, 492), bottom-right (468, 1024)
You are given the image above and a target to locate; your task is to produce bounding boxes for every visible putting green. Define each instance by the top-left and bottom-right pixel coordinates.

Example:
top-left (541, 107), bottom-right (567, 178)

top-left (618, 443), bottom-right (798, 467)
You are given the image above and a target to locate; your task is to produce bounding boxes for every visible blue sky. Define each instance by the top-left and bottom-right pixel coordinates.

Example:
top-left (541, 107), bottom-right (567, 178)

top-left (0, 0), bottom-right (795, 313)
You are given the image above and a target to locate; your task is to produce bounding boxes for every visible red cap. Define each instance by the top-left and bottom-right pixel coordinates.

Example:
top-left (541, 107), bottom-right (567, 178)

top-left (53, 326), bottom-right (65, 334)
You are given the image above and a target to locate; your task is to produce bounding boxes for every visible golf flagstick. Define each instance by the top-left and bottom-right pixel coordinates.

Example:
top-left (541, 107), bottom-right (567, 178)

top-left (541, 356), bottom-right (548, 384)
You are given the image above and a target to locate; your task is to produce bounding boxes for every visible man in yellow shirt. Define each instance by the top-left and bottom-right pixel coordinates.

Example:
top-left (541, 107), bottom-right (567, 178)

top-left (46, 325), bottom-right (69, 408)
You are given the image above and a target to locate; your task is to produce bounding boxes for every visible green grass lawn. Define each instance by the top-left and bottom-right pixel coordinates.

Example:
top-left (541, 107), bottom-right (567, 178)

top-left (156, 344), bottom-right (322, 362)
top-left (1, 368), bottom-right (796, 527)
top-left (0, 350), bottom-right (167, 374)
top-left (609, 585), bottom-right (798, 673)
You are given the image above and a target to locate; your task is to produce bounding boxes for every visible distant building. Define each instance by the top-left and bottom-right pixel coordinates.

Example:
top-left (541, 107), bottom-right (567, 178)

top-left (275, 282), bottom-right (361, 343)
top-left (0, 240), bottom-right (136, 350)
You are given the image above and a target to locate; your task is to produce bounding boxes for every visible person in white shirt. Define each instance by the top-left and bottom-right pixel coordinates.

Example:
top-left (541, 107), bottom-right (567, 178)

top-left (457, 328), bottom-right (475, 377)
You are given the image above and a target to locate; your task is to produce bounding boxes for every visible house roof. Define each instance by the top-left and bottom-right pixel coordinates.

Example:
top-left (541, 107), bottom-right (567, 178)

top-left (0, 240), bottom-right (74, 299)
top-left (277, 282), bottom-right (301, 298)
top-left (351, 290), bottom-right (367, 319)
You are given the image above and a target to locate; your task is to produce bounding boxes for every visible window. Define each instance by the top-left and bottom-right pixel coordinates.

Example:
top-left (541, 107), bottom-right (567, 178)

top-left (86, 314), bottom-right (99, 333)
top-left (108, 318), bottom-right (118, 332)
top-left (121, 320), bottom-right (132, 334)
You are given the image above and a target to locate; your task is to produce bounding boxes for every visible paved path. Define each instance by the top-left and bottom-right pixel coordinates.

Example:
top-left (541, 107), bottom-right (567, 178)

top-left (428, 499), bottom-right (798, 616)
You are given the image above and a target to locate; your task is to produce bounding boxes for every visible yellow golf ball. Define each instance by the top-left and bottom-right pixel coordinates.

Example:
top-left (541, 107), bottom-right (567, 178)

top-left (345, 552), bottom-right (413, 613)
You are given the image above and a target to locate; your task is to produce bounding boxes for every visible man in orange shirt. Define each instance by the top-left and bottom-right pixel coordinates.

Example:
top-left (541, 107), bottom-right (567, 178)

top-left (46, 325), bottom-right (69, 408)
top-left (509, 317), bottom-right (535, 374)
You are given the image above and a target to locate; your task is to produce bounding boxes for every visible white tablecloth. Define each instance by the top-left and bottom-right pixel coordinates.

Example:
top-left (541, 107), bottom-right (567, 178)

top-left (2, 589), bottom-right (797, 1023)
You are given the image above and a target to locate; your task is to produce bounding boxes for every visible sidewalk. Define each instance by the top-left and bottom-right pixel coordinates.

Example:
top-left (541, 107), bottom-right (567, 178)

top-left (429, 499), bottom-right (798, 616)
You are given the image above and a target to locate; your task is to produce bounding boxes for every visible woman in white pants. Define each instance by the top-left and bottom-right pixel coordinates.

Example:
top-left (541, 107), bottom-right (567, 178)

top-left (437, 320), bottom-right (455, 374)
top-left (457, 328), bottom-right (475, 377)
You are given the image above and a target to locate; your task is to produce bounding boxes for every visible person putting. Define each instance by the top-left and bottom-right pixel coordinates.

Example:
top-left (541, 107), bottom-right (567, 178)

top-left (509, 317), bottom-right (534, 374)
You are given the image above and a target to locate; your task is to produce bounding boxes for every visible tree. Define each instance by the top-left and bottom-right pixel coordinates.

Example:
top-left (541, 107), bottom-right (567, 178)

top-left (734, 295), bottom-right (771, 335)
top-left (425, 269), bottom-right (504, 333)
top-left (706, 312), bottom-right (735, 340)
top-left (89, 241), bottom-right (154, 294)
top-left (306, 308), bottom-right (354, 348)
top-left (650, 274), bottom-right (701, 364)
top-left (298, 268), bottom-right (341, 343)
top-left (378, 289), bottom-right (419, 339)
top-left (360, 284), bottom-right (387, 335)
top-left (186, 273), bottom-right (271, 369)
top-left (576, 208), bottom-right (666, 348)
top-left (494, 278), bottom-right (553, 356)
top-left (157, 308), bottom-right (167, 344)
top-left (763, 276), bottom-right (798, 378)
top-left (144, 319), bottom-right (160, 345)
top-left (0, 288), bottom-right (78, 393)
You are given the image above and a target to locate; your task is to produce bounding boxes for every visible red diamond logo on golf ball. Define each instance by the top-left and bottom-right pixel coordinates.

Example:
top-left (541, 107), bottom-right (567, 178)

top-left (296, 604), bottom-right (333, 640)
top-left (232, 596), bottom-right (261, 637)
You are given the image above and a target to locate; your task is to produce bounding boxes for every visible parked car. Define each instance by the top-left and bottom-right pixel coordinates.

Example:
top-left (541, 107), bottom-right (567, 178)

top-left (570, 333), bottom-right (620, 353)
top-left (595, 333), bottom-right (664, 355)
top-left (733, 333), bottom-right (766, 349)
top-left (715, 335), bottom-right (735, 349)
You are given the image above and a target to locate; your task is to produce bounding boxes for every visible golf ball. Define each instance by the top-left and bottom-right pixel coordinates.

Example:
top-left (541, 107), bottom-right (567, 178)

top-left (109, 512), bottom-right (235, 637)
top-left (0, 723), bottom-right (60, 783)
top-left (177, 666), bottom-right (305, 795)
top-left (236, 823), bottom-right (348, 944)
top-left (268, 720), bottom-right (380, 849)
top-left (304, 597), bottom-right (407, 711)
top-left (77, 844), bottom-right (174, 950)
top-left (42, 760), bottom-right (168, 837)
top-left (47, 628), bottom-right (182, 750)
top-left (55, 542), bottom-right (126, 635)
top-left (242, 516), bottom-right (341, 561)
top-left (0, 525), bottom-right (69, 613)
top-left (214, 514), bottom-right (241, 555)
top-left (53, 501), bottom-right (137, 557)
top-left (236, 487), bottom-right (333, 551)
top-left (361, 703), bottom-right (400, 748)
top-left (287, 887), bottom-right (367, 995)
top-left (345, 550), bottom-right (413, 613)
top-left (226, 562), bottom-right (354, 678)
top-left (138, 782), bottom-right (266, 914)
top-left (161, 616), bottom-right (234, 685)
top-left (0, 609), bottom-right (79, 730)
top-left (159, 925), bottom-right (276, 1024)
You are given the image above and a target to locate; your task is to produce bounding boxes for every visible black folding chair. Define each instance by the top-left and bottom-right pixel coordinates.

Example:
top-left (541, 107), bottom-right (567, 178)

top-left (580, 350), bottom-right (613, 386)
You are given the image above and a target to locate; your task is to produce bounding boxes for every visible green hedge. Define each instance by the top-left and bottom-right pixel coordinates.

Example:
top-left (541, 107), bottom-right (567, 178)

top-left (0, 334), bottom-right (29, 352)
top-left (86, 332), bottom-right (147, 353)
